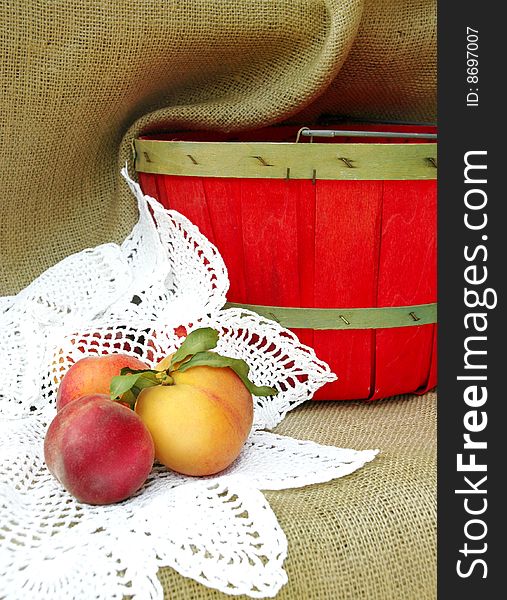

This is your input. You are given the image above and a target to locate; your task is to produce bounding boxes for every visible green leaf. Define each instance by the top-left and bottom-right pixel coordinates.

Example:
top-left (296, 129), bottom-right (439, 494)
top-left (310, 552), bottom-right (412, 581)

top-left (176, 351), bottom-right (278, 397)
top-left (118, 389), bottom-right (137, 408)
top-left (170, 327), bottom-right (220, 368)
top-left (134, 372), bottom-right (163, 390)
top-left (110, 373), bottom-right (145, 400)
top-left (109, 369), bottom-right (160, 402)
top-left (119, 366), bottom-right (153, 376)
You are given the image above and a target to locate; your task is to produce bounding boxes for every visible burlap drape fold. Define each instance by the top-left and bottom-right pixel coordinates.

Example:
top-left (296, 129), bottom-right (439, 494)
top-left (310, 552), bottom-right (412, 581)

top-left (1, 0), bottom-right (435, 294)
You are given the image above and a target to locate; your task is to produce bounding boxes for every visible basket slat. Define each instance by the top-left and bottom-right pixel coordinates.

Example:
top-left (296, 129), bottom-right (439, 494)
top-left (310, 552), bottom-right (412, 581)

top-left (372, 180), bottom-right (437, 399)
top-left (312, 180), bottom-right (382, 400)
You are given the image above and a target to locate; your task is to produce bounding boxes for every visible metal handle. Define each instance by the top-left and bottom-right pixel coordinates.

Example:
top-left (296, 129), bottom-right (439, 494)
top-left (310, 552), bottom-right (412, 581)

top-left (296, 127), bottom-right (437, 142)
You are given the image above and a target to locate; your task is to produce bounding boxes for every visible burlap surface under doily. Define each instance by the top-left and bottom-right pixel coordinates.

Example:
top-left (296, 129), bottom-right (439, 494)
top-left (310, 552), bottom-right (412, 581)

top-left (159, 392), bottom-right (437, 599)
top-left (0, 0), bottom-right (436, 295)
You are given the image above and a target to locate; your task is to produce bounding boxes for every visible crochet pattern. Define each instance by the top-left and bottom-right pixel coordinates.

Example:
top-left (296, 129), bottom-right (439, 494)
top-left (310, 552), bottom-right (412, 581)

top-left (0, 171), bottom-right (377, 598)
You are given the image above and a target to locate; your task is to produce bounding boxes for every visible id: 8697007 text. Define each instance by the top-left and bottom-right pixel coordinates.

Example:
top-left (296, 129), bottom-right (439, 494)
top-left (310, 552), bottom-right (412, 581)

top-left (466, 27), bottom-right (479, 107)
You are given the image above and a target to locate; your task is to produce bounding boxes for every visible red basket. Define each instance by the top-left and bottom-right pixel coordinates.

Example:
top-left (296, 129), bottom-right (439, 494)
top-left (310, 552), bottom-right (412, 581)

top-left (135, 124), bottom-right (437, 400)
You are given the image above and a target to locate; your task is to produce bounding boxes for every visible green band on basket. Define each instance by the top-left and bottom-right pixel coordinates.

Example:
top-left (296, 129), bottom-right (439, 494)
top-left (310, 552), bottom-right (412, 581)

top-left (223, 302), bottom-right (438, 330)
top-left (134, 139), bottom-right (437, 181)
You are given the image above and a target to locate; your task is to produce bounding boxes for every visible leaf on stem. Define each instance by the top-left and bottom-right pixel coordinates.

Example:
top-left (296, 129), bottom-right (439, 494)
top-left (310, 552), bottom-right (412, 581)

top-left (170, 327), bottom-right (219, 368)
top-left (176, 351), bottom-right (278, 397)
top-left (110, 369), bottom-right (160, 401)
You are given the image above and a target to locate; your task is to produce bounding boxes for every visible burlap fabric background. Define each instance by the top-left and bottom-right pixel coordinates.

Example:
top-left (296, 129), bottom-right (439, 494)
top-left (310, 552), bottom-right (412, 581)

top-left (0, 0), bottom-right (436, 295)
top-left (1, 1), bottom-right (436, 598)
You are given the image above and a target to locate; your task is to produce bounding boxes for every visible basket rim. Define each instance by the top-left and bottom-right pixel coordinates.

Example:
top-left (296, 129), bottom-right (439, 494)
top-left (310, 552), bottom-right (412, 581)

top-left (133, 138), bottom-right (438, 181)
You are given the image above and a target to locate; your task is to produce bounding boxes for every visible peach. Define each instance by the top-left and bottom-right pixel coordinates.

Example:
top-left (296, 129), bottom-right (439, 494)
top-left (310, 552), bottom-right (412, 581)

top-left (56, 353), bottom-right (149, 411)
top-left (44, 394), bottom-right (154, 504)
top-left (134, 364), bottom-right (253, 476)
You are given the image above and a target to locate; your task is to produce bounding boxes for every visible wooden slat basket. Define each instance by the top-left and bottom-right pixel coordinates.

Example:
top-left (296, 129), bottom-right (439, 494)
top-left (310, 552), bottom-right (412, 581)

top-left (135, 124), bottom-right (437, 400)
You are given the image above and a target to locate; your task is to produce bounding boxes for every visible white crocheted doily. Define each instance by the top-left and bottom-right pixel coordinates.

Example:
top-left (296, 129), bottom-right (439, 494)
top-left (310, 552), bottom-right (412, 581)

top-left (0, 170), bottom-right (378, 599)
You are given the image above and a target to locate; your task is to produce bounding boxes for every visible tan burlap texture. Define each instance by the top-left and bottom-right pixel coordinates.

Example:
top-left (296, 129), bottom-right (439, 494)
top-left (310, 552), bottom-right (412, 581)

top-left (1, 1), bottom-right (436, 598)
top-left (0, 0), bottom-right (436, 295)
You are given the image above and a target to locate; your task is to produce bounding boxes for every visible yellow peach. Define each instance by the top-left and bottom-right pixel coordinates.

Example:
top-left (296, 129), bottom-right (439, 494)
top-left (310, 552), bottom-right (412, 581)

top-left (134, 364), bottom-right (253, 476)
